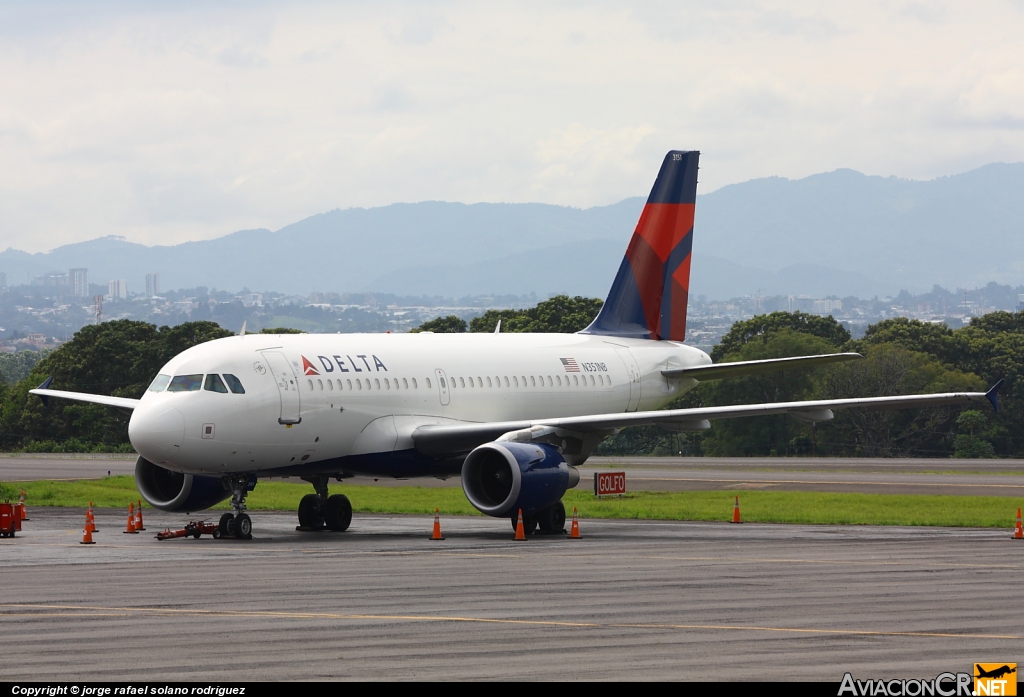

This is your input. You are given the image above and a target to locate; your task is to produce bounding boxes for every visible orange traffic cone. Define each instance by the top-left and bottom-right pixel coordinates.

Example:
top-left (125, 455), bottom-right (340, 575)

top-left (80, 513), bottom-right (95, 545)
top-left (135, 500), bottom-right (145, 531)
top-left (85, 509), bottom-right (96, 534)
top-left (514, 509), bottom-right (526, 541)
top-left (88, 502), bottom-right (98, 532)
top-left (731, 496), bottom-right (742, 524)
top-left (569, 507), bottom-right (580, 539)
top-left (123, 502), bottom-right (137, 534)
top-left (19, 490), bottom-right (29, 520)
top-left (430, 508), bottom-right (445, 540)
top-left (1013, 508), bottom-right (1023, 540)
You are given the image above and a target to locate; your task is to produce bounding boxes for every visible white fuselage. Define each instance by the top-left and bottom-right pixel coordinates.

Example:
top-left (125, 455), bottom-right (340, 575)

top-left (128, 332), bottom-right (711, 476)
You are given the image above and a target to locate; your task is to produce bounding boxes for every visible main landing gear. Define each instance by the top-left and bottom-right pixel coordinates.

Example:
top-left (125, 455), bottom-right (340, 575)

top-left (219, 475), bottom-right (254, 540)
top-left (297, 475), bottom-right (352, 532)
top-left (510, 501), bottom-right (566, 536)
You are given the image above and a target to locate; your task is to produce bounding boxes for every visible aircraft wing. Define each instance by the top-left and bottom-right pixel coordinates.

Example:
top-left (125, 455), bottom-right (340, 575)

top-left (412, 381), bottom-right (1002, 457)
top-left (29, 378), bottom-right (140, 412)
top-left (662, 352), bottom-right (863, 381)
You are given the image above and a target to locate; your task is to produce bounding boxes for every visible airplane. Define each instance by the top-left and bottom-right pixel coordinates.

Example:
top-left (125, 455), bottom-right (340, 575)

top-left (30, 150), bottom-right (1002, 539)
top-left (975, 665), bottom-right (1016, 680)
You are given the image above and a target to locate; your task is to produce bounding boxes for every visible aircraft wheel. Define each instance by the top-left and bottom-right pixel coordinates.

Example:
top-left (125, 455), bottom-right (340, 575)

top-left (219, 512), bottom-right (235, 537)
top-left (235, 513), bottom-right (252, 540)
top-left (212, 528), bottom-right (221, 539)
top-left (538, 501), bottom-right (566, 534)
top-left (324, 494), bottom-right (352, 532)
top-left (297, 494), bottom-right (323, 529)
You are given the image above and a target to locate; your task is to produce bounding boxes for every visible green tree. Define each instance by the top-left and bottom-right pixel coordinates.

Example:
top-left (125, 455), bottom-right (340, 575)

top-left (411, 315), bottom-right (468, 333)
top-left (0, 350), bottom-right (51, 384)
top-left (852, 317), bottom-right (956, 364)
top-left (953, 410), bottom-right (995, 458)
top-left (711, 311), bottom-right (850, 361)
top-left (259, 327), bottom-right (305, 334)
top-left (469, 295), bottom-right (602, 333)
top-left (816, 344), bottom-right (984, 457)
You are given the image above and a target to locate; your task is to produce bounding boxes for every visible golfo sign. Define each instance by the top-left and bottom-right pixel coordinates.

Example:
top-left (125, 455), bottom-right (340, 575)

top-left (594, 471), bottom-right (626, 496)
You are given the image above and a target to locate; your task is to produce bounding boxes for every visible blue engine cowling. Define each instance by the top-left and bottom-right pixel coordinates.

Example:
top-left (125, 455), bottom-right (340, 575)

top-left (461, 442), bottom-right (580, 517)
top-left (135, 457), bottom-right (231, 513)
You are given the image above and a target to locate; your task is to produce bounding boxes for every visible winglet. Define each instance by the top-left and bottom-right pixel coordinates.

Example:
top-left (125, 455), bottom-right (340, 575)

top-left (986, 379), bottom-right (1004, 412)
top-left (36, 376), bottom-right (54, 406)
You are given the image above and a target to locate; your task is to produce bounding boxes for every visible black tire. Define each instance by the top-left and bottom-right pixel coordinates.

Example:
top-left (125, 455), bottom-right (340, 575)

top-left (219, 512), bottom-right (235, 537)
top-left (324, 494), bottom-right (352, 532)
top-left (212, 528), bottom-right (221, 539)
top-left (192, 531), bottom-right (201, 539)
top-left (538, 501), bottom-right (566, 534)
top-left (235, 513), bottom-right (252, 540)
top-left (297, 493), bottom-right (323, 529)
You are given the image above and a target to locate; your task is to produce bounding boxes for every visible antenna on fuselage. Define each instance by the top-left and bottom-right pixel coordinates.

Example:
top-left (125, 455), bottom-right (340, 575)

top-left (239, 321), bottom-right (247, 336)
top-left (494, 320), bottom-right (501, 334)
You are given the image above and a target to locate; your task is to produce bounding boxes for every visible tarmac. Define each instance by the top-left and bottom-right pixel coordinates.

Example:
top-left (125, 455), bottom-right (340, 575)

top-left (2, 506), bottom-right (1022, 681)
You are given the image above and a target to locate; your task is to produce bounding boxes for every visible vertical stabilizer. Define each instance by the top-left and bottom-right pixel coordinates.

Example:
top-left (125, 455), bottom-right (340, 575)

top-left (581, 150), bottom-right (698, 342)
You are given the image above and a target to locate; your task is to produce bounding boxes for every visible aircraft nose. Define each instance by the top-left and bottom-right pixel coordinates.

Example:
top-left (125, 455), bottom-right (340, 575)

top-left (129, 405), bottom-right (185, 461)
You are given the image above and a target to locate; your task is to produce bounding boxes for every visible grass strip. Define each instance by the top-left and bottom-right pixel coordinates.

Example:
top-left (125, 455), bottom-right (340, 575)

top-left (2, 477), bottom-right (1022, 528)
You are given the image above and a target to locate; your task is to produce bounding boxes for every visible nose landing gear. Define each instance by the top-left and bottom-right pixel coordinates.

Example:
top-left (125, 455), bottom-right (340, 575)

top-left (298, 475), bottom-right (352, 532)
top-left (218, 475), bottom-right (255, 539)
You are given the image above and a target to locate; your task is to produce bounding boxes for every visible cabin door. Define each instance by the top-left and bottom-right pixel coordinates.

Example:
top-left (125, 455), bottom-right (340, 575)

top-left (262, 351), bottom-right (302, 424)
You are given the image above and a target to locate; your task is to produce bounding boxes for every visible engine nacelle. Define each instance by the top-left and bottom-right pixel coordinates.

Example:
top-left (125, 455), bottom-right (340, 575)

top-left (461, 442), bottom-right (579, 517)
top-left (135, 457), bottom-right (231, 513)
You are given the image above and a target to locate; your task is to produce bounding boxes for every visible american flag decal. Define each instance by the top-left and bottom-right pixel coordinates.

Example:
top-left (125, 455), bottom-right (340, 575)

top-left (560, 358), bottom-right (580, 372)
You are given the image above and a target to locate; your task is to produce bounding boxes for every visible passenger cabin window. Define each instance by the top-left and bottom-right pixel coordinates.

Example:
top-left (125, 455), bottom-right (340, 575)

top-left (204, 374), bottom-right (229, 393)
top-left (425, 378), bottom-right (431, 388)
top-left (167, 374), bottom-right (203, 392)
top-left (223, 374), bottom-right (245, 394)
top-left (148, 374), bottom-right (171, 392)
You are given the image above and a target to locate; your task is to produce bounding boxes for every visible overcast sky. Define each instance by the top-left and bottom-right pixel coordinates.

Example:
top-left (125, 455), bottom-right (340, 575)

top-left (1, 1), bottom-right (1022, 252)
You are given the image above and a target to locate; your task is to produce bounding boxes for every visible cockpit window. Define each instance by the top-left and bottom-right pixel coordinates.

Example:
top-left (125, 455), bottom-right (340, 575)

top-left (148, 374), bottom-right (171, 392)
top-left (223, 374), bottom-right (245, 394)
top-left (166, 374), bottom-right (203, 392)
top-left (204, 374), bottom-right (229, 393)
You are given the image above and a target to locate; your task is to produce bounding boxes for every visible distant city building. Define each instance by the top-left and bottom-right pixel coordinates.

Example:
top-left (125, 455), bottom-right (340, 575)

top-left (812, 298), bottom-right (842, 315)
top-left (69, 268), bottom-right (88, 297)
top-left (108, 279), bottom-right (127, 300)
top-left (1018, 294), bottom-right (1024, 312)
top-left (146, 272), bottom-right (160, 297)
top-left (33, 272), bottom-right (67, 287)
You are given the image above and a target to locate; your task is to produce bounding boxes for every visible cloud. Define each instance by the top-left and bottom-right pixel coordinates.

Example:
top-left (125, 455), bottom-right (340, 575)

top-left (0, 1), bottom-right (1022, 251)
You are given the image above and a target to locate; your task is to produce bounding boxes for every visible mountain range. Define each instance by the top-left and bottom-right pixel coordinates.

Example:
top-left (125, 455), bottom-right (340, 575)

top-left (2, 162), bottom-right (1023, 300)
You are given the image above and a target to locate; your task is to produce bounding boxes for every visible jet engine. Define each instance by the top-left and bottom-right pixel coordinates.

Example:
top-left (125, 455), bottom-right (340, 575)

top-left (135, 457), bottom-right (231, 512)
top-left (461, 442), bottom-right (580, 518)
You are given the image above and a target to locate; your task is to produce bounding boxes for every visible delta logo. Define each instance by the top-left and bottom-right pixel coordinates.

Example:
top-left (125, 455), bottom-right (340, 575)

top-left (300, 354), bottom-right (389, 376)
top-left (975, 664), bottom-right (1016, 696)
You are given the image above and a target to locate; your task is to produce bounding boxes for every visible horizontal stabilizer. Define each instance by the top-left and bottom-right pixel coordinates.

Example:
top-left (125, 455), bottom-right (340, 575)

top-left (662, 352), bottom-right (863, 381)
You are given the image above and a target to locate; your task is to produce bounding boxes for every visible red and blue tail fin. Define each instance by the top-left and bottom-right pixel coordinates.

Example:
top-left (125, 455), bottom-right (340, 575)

top-left (582, 150), bottom-right (699, 342)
